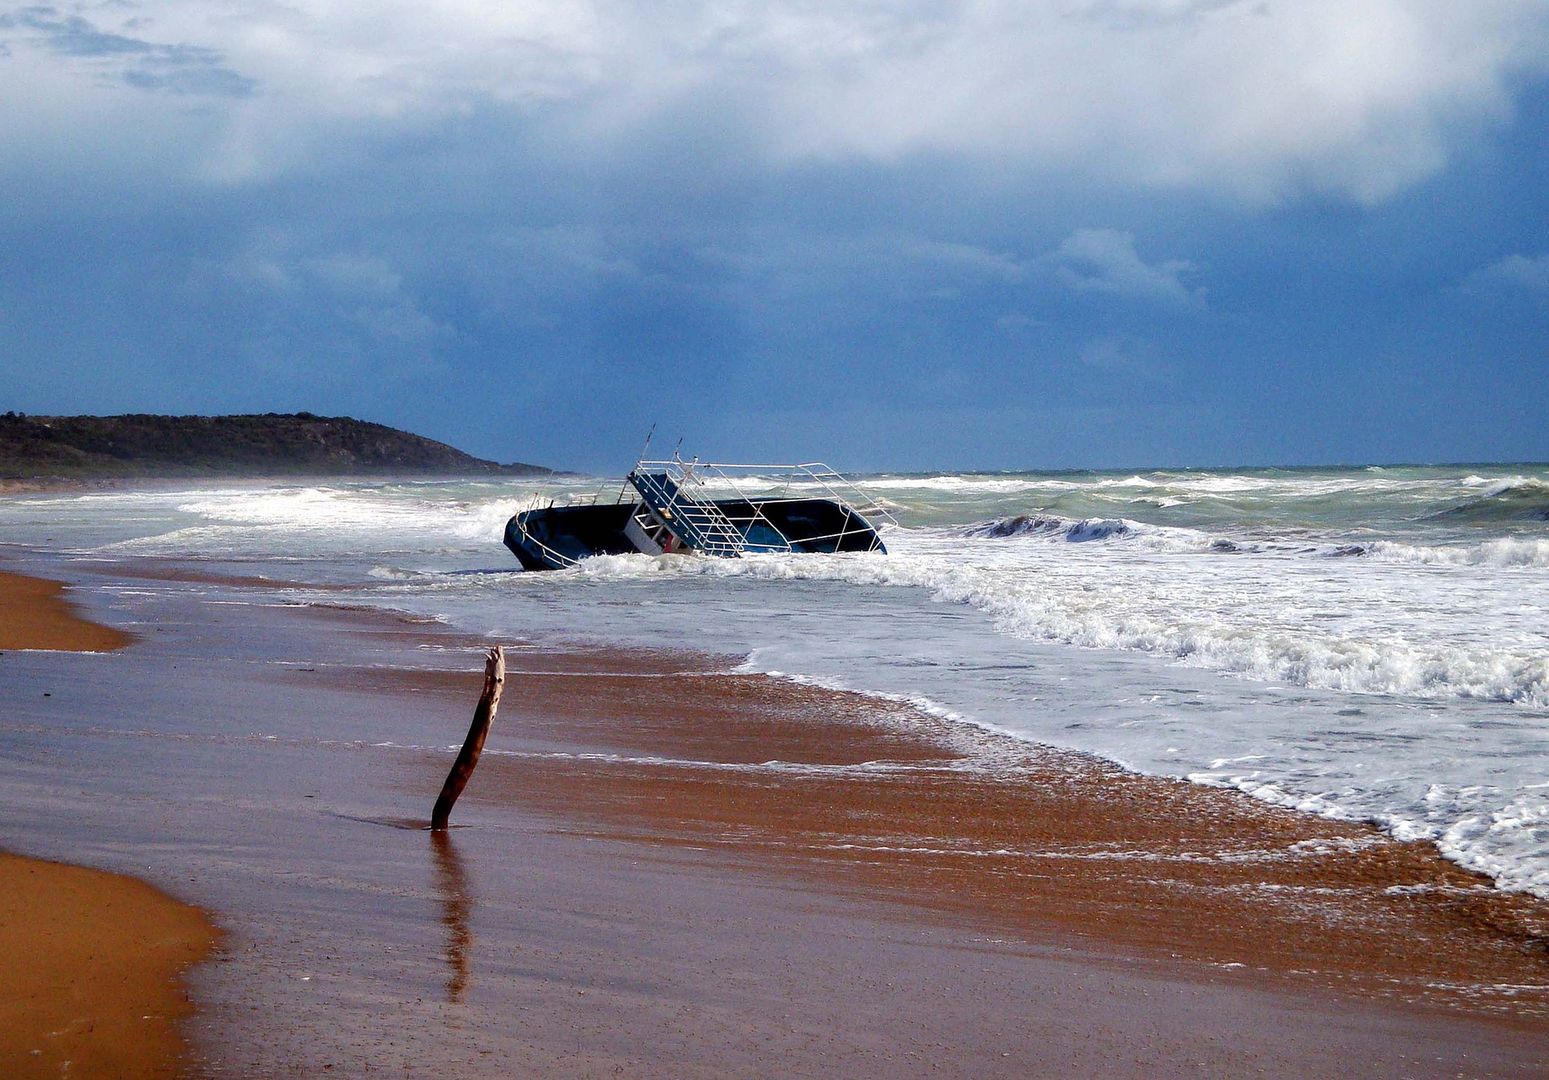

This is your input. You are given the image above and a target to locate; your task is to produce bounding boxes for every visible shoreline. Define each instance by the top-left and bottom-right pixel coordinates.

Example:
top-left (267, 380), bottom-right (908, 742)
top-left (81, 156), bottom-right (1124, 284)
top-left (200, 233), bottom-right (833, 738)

top-left (0, 569), bottom-right (137, 652)
top-left (0, 850), bottom-right (218, 1080)
top-left (2, 554), bottom-right (1547, 1073)
top-left (0, 567), bottom-right (212, 1078)
top-left (364, 648), bottom-right (1549, 1022)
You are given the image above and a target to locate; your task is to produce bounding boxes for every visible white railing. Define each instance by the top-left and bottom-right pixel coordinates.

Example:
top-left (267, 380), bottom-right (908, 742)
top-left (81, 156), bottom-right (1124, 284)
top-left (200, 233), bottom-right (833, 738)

top-left (636, 458), bottom-right (895, 521)
top-left (508, 495), bottom-right (584, 569)
top-left (629, 468), bottom-right (747, 556)
top-left (631, 455), bottom-right (894, 554)
top-left (513, 522), bottom-right (582, 569)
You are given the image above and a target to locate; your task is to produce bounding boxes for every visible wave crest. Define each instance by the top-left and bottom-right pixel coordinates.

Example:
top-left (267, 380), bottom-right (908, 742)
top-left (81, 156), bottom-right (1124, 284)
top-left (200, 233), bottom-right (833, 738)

top-left (961, 514), bottom-right (1251, 553)
top-left (963, 514), bottom-right (1134, 541)
top-left (1347, 537), bottom-right (1549, 568)
top-left (1431, 478), bottom-right (1549, 522)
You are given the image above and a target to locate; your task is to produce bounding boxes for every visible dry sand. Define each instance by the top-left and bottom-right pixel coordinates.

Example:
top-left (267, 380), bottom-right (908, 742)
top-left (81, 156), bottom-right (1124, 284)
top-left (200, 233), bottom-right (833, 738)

top-left (0, 569), bottom-right (135, 652)
top-left (0, 569), bottom-right (211, 1078)
top-left (0, 850), bottom-right (216, 1079)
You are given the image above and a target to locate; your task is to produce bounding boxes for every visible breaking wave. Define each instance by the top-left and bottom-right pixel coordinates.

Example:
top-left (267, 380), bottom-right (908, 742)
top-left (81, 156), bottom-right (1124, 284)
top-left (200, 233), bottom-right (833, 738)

top-left (968, 513), bottom-right (1549, 568)
top-left (1350, 537), bottom-right (1549, 569)
top-left (961, 514), bottom-right (1247, 553)
top-left (963, 514), bottom-right (1133, 541)
top-left (1430, 478), bottom-right (1549, 523)
top-left (569, 546), bottom-right (1549, 708)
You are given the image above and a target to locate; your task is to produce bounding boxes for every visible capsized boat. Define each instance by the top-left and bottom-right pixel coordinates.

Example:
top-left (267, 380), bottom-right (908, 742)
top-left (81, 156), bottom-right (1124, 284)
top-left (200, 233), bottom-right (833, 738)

top-left (504, 457), bottom-right (892, 571)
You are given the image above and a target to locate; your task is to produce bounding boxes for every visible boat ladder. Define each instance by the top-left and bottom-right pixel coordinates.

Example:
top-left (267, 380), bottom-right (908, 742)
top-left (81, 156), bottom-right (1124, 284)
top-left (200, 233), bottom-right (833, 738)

top-left (669, 497), bottom-right (746, 557)
top-left (628, 469), bottom-right (748, 557)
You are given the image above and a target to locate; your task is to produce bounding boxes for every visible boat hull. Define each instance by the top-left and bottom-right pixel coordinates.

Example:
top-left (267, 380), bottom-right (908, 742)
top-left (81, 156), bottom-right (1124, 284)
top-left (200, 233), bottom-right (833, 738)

top-left (504, 503), bottom-right (639, 571)
top-left (505, 497), bottom-right (885, 571)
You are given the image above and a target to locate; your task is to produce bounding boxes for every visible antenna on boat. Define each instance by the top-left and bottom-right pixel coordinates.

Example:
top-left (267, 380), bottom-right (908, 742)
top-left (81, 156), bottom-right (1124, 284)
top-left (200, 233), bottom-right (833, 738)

top-left (618, 423), bottom-right (657, 503)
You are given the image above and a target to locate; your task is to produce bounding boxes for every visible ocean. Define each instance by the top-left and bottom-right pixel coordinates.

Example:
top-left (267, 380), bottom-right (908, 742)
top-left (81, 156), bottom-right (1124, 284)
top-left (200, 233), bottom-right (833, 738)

top-left (5, 463), bottom-right (1547, 897)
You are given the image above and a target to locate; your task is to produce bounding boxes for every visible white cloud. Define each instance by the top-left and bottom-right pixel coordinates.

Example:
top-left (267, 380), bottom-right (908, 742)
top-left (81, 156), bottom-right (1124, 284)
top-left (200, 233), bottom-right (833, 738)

top-left (1079, 335), bottom-right (1172, 383)
top-left (1050, 228), bottom-right (1202, 307)
top-left (1463, 252), bottom-right (1549, 294)
top-left (892, 236), bottom-right (1026, 281)
top-left (695, 230), bottom-right (1025, 305)
top-left (3, 1), bottom-right (1548, 201)
top-left (308, 254), bottom-right (404, 298)
top-left (204, 232), bottom-right (461, 358)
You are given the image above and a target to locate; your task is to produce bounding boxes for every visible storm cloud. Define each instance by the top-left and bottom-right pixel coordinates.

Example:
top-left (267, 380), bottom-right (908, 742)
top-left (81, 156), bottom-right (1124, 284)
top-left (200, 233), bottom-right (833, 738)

top-left (2, 1), bottom-right (1547, 468)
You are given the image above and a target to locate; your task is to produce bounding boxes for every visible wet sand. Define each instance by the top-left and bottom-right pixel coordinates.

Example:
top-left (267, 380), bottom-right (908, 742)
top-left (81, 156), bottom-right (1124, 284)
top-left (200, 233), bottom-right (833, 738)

top-left (0, 569), bottom-right (136, 652)
top-left (2, 558), bottom-right (1548, 1075)
top-left (0, 567), bottom-right (211, 1078)
top-left (357, 653), bottom-right (1549, 1022)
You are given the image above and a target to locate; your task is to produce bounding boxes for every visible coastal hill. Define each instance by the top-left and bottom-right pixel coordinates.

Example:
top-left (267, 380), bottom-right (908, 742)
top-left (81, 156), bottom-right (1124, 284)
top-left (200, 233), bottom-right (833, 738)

top-left (0, 412), bottom-right (551, 479)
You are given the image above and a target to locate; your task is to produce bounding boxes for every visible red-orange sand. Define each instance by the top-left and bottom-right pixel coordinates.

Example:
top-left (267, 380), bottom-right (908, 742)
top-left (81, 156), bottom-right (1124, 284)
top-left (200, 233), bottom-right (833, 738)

top-left (0, 852), bottom-right (216, 1079)
top-left (1, 570), bottom-right (211, 1078)
top-left (0, 570), bottom-right (135, 652)
top-left (358, 652), bottom-right (1549, 1022)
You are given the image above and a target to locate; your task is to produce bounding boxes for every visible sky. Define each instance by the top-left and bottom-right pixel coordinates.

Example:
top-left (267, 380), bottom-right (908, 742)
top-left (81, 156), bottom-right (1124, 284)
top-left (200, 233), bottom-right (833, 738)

top-left (2, 1), bottom-right (1548, 472)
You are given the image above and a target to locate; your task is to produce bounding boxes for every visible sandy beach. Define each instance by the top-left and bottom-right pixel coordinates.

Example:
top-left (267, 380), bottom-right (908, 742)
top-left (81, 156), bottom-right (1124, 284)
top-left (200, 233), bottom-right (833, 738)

top-left (416, 658), bottom-right (1549, 1018)
top-left (0, 569), bottom-right (136, 652)
top-left (0, 851), bottom-right (216, 1079)
top-left (1, 552), bottom-right (1547, 1075)
top-left (0, 569), bottom-right (212, 1078)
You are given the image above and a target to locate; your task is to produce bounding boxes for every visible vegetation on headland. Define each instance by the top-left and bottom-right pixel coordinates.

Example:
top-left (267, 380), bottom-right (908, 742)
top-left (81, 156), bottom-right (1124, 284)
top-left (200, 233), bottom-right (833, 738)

top-left (0, 412), bottom-right (551, 480)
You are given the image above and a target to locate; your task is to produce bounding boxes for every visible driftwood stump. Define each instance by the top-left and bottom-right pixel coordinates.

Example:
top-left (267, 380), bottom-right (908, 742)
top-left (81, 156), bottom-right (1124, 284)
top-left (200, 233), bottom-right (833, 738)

top-left (431, 646), bottom-right (504, 831)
